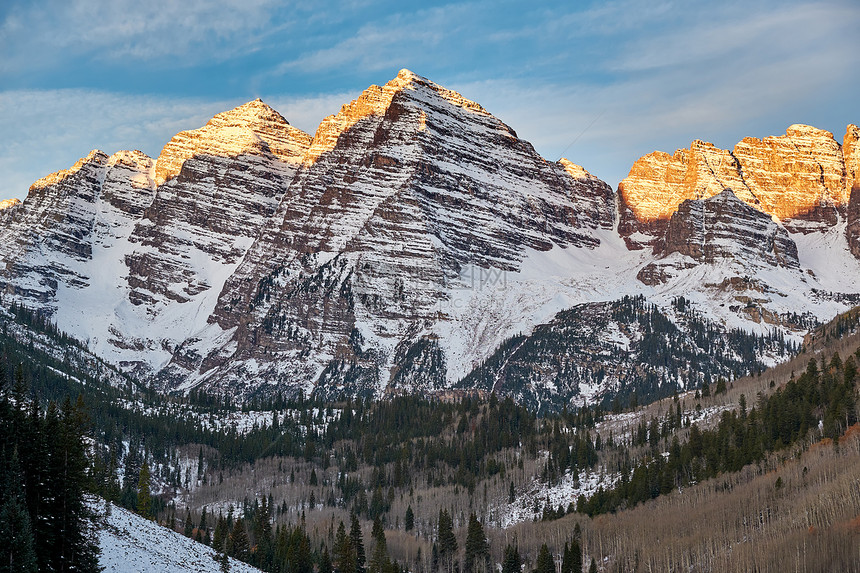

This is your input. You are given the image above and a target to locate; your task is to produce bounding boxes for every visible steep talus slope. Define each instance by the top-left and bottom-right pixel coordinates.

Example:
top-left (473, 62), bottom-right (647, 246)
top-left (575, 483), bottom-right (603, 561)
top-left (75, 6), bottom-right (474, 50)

top-left (174, 69), bottom-right (616, 397)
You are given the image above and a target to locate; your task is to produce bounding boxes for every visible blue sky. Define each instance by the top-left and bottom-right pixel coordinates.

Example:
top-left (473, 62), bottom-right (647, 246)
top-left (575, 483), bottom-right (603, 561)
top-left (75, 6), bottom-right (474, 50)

top-left (1, 0), bottom-right (858, 201)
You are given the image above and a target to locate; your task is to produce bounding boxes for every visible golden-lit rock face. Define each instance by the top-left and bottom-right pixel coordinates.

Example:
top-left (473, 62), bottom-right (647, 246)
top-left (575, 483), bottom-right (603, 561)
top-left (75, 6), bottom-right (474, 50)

top-left (154, 99), bottom-right (311, 185)
top-left (846, 124), bottom-right (860, 258)
top-left (619, 124), bottom-right (855, 246)
top-left (845, 124), bottom-right (860, 196)
top-left (0, 198), bottom-right (21, 211)
top-left (303, 69), bottom-right (487, 164)
top-left (733, 125), bottom-right (845, 220)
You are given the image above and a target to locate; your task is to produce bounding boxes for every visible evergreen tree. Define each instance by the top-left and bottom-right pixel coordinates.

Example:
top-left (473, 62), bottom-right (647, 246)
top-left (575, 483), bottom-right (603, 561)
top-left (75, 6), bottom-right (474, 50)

top-left (535, 544), bottom-right (554, 573)
top-left (350, 512), bottom-right (366, 573)
top-left (588, 559), bottom-right (597, 573)
top-left (214, 512), bottom-right (227, 550)
top-left (437, 507), bottom-right (457, 571)
top-left (184, 509), bottom-right (194, 537)
top-left (501, 544), bottom-right (522, 573)
top-left (404, 505), bottom-right (414, 531)
top-left (137, 461), bottom-right (152, 519)
top-left (43, 396), bottom-right (101, 572)
top-left (319, 545), bottom-right (334, 573)
top-left (560, 543), bottom-right (571, 573)
top-left (228, 518), bottom-right (251, 562)
top-left (368, 515), bottom-right (389, 573)
top-left (120, 443), bottom-right (141, 511)
top-left (564, 540), bottom-right (582, 573)
top-left (0, 454), bottom-right (37, 573)
top-left (335, 520), bottom-right (357, 573)
top-left (200, 506), bottom-right (210, 545)
top-left (217, 547), bottom-right (231, 573)
top-left (464, 513), bottom-right (489, 573)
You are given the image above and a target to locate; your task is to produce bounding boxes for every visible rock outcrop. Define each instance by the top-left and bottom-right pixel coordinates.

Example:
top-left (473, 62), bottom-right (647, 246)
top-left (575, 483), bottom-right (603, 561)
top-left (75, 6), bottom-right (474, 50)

top-left (619, 125), bottom-right (854, 248)
top-left (0, 198), bottom-right (21, 212)
top-left (638, 190), bottom-right (799, 286)
top-left (845, 125), bottom-right (860, 258)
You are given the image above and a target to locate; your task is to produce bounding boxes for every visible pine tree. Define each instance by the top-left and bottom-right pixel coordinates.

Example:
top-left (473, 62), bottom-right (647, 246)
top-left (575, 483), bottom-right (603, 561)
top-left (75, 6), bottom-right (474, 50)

top-left (43, 396), bottom-right (101, 572)
top-left (335, 520), bottom-right (357, 573)
top-left (200, 506), bottom-right (210, 545)
top-left (368, 515), bottom-right (389, 573)
top-left (137, 461), bottom-right (152, 519)
top-left (214, 512), bottom-right (227, 550)
top-left (404, 505), bottom-right (414, 531)
top-left (319, 545), bottom-right (334, 573)
top-left (535, 544), bottom-right (554, 573)
top-left (350, 512), bottom-right (366, 573)
top-left (0, 453), bottom-right (37, 573)
top-left (561, 542), bottom-right (571, 573)
top-left (218, 547), bottom-right (231, 573)
top-left (569, 539), bottom-right (582, 573)
top-left (464, 513), bottom-right (489, 573)
top-left (501, 544), bottom-right (522, 573)
top-left (588, 558), bottom-right (597, 573)
top-left (228, 518), bottom-right (250, 562)
top-left (184, 509), bottom-right (194, 537)
top-left (437, 508), bottom-right (457, 573)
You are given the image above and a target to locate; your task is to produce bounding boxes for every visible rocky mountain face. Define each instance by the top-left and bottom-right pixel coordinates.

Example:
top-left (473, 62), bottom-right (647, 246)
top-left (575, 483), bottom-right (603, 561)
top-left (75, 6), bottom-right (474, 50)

top-left (0, 100), bottom-right (312, 378)
top-left (171, 69), bottom-right (616, 397)
top-left (637, 190), bottom-right (800, 287)
top-left (619, 125), bottom-right (857, 249)
top-left (0, 70), bottom-right (858, 407)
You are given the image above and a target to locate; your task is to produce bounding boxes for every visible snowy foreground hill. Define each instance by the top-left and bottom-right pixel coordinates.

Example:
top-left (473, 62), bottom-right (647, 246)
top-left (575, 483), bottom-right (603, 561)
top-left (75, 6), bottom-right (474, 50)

top-left (99, 501), bottom-right (262, 573)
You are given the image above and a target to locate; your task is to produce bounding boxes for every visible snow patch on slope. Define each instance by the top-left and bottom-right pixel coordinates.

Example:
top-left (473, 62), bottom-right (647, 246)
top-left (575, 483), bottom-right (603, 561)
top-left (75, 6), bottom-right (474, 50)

top-left (437, 229), bottom-right (652, 383)
top-left (99, 501), bottom-right (262, 573)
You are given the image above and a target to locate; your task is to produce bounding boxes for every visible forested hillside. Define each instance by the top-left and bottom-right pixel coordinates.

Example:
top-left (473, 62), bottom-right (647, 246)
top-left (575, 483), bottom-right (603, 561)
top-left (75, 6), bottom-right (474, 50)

top-left (0, 301), bottom-right (857, 572)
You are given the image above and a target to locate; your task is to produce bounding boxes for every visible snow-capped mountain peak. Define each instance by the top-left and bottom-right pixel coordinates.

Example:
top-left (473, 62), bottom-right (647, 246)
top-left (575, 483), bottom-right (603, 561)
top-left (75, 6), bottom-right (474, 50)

top-left (1, 71), bottom-right (859, 407)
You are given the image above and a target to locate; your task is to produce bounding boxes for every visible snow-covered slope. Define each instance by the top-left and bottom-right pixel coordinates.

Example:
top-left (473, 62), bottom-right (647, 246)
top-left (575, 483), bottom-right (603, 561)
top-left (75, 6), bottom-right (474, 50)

top-left (99, 502), bottom-right (262, 573)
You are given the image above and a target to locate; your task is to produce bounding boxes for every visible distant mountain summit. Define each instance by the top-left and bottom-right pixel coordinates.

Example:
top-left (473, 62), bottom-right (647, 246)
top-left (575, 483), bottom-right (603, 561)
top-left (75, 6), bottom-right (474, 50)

top-left (1, 69), bottom-right (858, 407)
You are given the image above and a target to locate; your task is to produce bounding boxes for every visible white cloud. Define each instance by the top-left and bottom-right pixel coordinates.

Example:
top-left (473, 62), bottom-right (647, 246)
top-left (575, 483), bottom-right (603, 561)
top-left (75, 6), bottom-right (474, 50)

top-left (449, 0), bottom-right (860, 186)
top-left (1, 0), bottom-right (857, 198)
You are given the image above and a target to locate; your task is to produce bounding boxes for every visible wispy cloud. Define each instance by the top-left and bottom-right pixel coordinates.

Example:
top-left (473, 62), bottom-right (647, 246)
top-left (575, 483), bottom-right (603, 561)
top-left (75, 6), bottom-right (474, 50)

top-left (1, 0), bottom-right (857, 199)
top-left (452, 1), bottom-right (860, 186)
top-left (0, 0), bottom-right (298, 71)
top-left (0, 89), bottom-right (353, 201)
top-left (272, 3), bottom-right (475, 76)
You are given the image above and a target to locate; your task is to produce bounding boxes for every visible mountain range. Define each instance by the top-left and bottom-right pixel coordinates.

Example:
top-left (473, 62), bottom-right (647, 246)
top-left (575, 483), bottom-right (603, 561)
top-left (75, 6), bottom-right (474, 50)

top-left (1, 69), bottom-right (858, 408)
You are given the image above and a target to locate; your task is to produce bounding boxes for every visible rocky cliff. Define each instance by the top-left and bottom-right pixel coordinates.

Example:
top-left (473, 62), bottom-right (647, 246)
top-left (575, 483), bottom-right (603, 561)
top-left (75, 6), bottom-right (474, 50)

top-left (845, 125), bottom-right (860, 258)
top-left (619, 125), bottom-right (856, 249)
